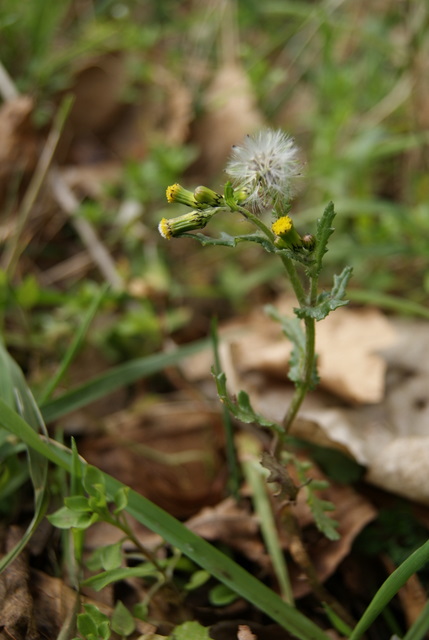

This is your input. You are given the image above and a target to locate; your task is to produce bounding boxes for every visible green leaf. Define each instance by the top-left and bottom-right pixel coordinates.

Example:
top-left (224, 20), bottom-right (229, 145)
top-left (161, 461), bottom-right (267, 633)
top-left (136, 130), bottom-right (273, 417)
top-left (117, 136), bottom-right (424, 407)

top-left (86, 542), bottom-right (123, 572)
top-left (295, 266), bottom-right (353, 322)
top-left (209, 583), bottom-right (239, 606)
top-left (64, 495), bottom-right (91, 512)
top-left (170, 621), bottom-right (211, 640)
top-left (37, 283), bottom-right (109, 404)
top-left (213, 371), bottom-right (284, 435)
top-left (77, 613), bottom-right (99, 638)
top-left (350, 540), bottom-right (429, 640)
top-left (78, 605), bottom-right (110, 637)
top-left (82, 563), bottom-right (160, 591)
top-left (265, 305), bottom-right (305, 386)
top-left (113, 486), bottom-right (129, 514)
top-left (83, 465), bottom-right (105, 495)
top-left (305, 488), bottom-right (339, 541)
top-left (331, 266), bottom-right (353, 301)
top-left (0, 342), bottom-right (48, 573)
top-left (185, 569), bottom-right (211, 591)
top-left (47, 505), bottom-right (99, 530)
top-left (311, 201), bottom-right (336, 277)
top-left (186, 231), bottom-right (275, 253)
top-left (111, 601), bottom-right (135, 636)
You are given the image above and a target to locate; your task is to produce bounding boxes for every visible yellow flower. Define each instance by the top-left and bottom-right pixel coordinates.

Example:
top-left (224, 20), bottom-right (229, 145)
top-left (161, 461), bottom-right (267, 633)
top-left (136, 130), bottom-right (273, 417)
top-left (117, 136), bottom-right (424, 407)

top-left (272, 216), bottom-right (293, 236)
top-left (271, 215), bottom-right (303, 249)
top-left (158, 217), bottom-right (173, 240)
top-left (166, 183), bottom-right (197, 208)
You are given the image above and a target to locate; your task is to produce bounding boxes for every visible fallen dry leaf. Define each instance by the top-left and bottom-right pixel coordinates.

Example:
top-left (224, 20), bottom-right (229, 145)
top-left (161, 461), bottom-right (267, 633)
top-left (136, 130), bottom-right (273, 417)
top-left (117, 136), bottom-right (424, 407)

top-left (316, 306), bottom-right (397, 403)
top-left (79, 395), bottom-right (227, 518)
top-left (0, 527), bottom-right (38, 640)
top-left (182, 298), bottom-right (397, 404)
top-left (237, 624), bottom-right (258, 640)
top-left (287, 319), bottom-right (429, 504)
top-left (186, 497), bottom-right (268, 569)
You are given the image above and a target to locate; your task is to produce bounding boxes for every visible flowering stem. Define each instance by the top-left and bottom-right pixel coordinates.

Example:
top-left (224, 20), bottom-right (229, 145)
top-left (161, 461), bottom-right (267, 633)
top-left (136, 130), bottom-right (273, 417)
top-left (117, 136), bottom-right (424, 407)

top-left (282, 273), bottom-right (318, 434)
top-left (232, 203), bottom-right (307, 306)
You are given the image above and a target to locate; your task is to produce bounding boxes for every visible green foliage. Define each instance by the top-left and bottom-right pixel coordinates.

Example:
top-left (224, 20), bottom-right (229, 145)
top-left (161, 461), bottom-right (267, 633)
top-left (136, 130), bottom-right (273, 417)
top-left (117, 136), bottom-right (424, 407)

top-left (170, 621), bottom-right (211, 640)
top-left (75, 604), bottom-right (110, 640)
top-left (213, 369), bottom-right (284, 435)
top-left (295, 266), bottom-right (353, 321)
top-left (110, 601), bottom-right (135, 637)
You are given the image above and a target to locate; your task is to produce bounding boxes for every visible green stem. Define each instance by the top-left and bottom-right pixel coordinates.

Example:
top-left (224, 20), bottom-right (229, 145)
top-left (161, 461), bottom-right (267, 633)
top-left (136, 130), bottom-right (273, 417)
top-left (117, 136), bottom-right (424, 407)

top-left (231, 198), bottom-right (315, 437)
top-left (282, 273), bottom-right (318, 434)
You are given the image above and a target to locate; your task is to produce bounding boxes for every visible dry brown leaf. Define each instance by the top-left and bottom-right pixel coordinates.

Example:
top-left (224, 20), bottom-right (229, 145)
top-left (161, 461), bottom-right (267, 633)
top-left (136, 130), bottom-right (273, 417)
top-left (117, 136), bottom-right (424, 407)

top-left (182, 299), bottom-right (397, 405)
top-left (237, 624), bottom-right (258, 640)
top-left (0, 95), bottom-right (38, 175)
top-left (286, 320), bottom-right (429, 503)
top-left (210, 620), bottom-right (293, 640)
top-left (315, 306), bottom-right (397, 403)
top-left (186, 497), bottom-right (268, 568)
top-left (0, 527), bottom-right (38, 640)
top-left (80, 395), bottom-right (226, 518)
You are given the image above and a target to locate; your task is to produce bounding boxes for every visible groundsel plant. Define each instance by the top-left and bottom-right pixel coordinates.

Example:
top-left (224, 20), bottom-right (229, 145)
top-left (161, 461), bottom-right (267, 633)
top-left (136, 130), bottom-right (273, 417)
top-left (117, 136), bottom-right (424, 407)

top-left (159, 129), bottom-right (353, 533)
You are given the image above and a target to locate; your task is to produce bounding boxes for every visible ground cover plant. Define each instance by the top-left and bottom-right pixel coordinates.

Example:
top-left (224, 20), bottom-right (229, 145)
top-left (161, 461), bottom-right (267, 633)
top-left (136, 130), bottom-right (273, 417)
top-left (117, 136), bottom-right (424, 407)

top-left (1, 1), bottom-right (429, 639)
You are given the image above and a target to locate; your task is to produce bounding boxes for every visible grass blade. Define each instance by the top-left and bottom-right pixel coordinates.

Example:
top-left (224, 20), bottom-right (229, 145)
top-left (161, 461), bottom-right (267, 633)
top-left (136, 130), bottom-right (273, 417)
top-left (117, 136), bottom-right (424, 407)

top-left (403, 601), bottom-right (429, 640)
top-left (349, 541), bottom-right (429, 640)
top-left (38, 283), bottom-right (109, 404)
top-left (40, 338), bottom-right (210, 422)
top-left (0, 343), bottom-right (48, 572)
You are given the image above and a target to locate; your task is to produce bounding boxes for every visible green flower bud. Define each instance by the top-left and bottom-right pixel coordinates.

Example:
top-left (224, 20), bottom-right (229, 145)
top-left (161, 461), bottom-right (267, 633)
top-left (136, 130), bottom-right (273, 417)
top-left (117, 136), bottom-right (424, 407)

top-left (194, 186), bottom-right (223, 208)
top-left (158, 209), bottom-right (217, 239)
top-left (302, 234), bottom-right (316, 251)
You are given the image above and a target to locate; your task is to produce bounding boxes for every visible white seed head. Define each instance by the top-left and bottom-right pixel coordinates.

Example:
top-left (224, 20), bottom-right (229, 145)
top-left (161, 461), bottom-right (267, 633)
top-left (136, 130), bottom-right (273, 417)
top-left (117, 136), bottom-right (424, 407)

top-left (226, 129), bottom-right (301, 213)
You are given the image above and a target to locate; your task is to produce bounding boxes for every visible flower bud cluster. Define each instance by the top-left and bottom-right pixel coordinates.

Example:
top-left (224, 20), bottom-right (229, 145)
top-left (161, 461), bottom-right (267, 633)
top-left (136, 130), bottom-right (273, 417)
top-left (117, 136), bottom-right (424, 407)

top-left (159, 183), bottom-right (224, 239)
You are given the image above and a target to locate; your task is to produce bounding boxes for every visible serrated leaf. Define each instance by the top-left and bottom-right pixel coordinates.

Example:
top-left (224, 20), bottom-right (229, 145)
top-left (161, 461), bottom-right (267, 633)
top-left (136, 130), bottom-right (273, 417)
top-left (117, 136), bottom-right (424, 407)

top-left (274, 246), bottom-right (316, 267)
top-left (213, 371), bottom-right (284, 435)
top-left (186, 231), bottom-right (275, 253)
top-left (311, 201), bottom-right (336, 276)
top-left (265, 305), bottom-right (305, 386)
top-left (306, 487), bottom-right (340, 541)
top-left (331, 265), bottom-right (353, 300)
top-left (294, 265), bottom-right (352, 322)
top-left (111, 601), bottom-right (135, 636)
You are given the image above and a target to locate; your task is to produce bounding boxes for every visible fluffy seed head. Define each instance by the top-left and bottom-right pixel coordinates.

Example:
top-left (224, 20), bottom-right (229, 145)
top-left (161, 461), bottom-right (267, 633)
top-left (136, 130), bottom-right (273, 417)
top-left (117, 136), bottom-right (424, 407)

top-left (226, 129), bottom-right (301, 213)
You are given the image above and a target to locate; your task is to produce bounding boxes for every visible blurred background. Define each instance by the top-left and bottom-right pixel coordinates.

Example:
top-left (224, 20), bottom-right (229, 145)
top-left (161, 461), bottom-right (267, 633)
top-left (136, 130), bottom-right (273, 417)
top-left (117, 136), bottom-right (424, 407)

top-left (1, 0), bottom-right (428, 374)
